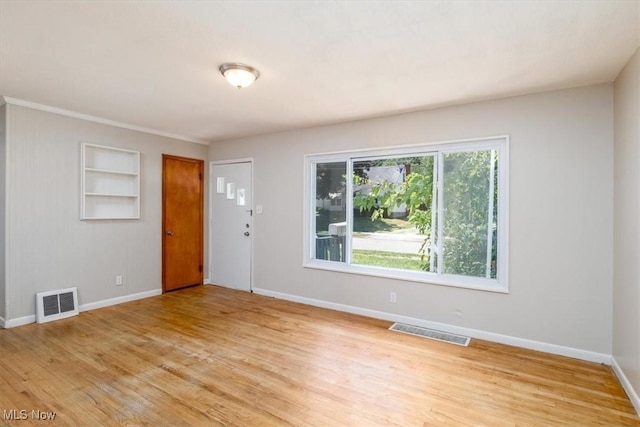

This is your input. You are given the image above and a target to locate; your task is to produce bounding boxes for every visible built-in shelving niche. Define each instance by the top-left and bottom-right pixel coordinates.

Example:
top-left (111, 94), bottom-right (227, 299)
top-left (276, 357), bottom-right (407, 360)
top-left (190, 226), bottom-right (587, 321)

top-left (81, 143), bottom-right (140, 220)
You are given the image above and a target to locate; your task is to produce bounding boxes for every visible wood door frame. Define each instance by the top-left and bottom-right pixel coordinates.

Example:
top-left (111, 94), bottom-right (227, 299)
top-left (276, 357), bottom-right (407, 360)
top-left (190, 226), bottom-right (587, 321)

top-left (208, 158), bottom-right (254, 291)
top-left (162, 154), bottom-right (205, 293)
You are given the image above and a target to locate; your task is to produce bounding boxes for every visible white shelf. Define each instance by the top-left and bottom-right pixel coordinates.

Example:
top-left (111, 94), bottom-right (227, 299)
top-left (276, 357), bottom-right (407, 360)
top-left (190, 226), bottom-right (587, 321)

top-left (84, 168), bottom-right (138, 176)
top-left (85, 193), bottom-right (139, 197)
top-left (81, 143), bottom-right (140, 220)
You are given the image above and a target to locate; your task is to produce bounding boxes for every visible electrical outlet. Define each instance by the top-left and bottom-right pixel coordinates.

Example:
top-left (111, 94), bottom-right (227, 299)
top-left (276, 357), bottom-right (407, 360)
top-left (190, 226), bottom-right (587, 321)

top-left (116, 275), bottom-right (123, 286)
top-left (389, 292), bottom-right (397, 303)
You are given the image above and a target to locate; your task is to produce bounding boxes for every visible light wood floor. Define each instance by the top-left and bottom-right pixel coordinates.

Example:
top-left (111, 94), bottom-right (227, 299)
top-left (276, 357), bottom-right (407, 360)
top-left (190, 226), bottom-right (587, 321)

top-left (0, 285), bottom-right (637, 426)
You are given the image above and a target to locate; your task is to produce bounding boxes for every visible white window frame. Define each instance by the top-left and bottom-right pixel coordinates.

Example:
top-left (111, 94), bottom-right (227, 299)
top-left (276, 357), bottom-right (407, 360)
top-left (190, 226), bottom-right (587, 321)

top-left (303, 136), bottom-right (509, 293)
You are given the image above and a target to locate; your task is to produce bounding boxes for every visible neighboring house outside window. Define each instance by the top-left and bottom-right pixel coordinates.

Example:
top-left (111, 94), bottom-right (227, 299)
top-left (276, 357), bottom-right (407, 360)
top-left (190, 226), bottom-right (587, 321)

top-left (305, 136), bottom-right (509, 293)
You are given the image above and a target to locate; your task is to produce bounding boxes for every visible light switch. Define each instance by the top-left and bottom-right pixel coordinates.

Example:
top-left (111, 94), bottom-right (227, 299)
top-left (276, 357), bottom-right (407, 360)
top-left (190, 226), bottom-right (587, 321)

top-left (256, 205), bottom-right (264, 214)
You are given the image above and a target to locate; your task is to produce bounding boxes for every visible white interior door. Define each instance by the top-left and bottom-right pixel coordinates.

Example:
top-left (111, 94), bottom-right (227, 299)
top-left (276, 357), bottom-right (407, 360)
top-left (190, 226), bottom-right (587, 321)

top-left (210, 161), bottom-right (252, 291)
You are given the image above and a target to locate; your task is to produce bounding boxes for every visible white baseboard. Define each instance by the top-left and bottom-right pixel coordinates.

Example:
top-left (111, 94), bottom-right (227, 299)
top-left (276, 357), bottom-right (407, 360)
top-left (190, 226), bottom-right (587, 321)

top-left (612, 357), bottom-right (640, 415)
top-left (79, 289), bottom-right (162, 312)
top-left (204, 278), bottom-right (212, 285)
top-left (4, 314), bottom-right (36, 328)
top-left (1, 289), bottom-right (162, 328)
top-left (252, 287), bottom-right (612, 365)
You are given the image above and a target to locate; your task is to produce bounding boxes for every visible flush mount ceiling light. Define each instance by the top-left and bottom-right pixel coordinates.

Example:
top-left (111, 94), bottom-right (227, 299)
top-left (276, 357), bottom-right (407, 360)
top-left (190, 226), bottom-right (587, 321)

top-left (219, 63), bottom-right (260, 89)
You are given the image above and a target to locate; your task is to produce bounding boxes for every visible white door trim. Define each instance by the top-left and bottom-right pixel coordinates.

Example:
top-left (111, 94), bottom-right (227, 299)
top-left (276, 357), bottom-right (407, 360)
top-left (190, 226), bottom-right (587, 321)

top-left (210, 157), bottom-right (255, 166)
top-left (208, 158), bottom-right (254, 291)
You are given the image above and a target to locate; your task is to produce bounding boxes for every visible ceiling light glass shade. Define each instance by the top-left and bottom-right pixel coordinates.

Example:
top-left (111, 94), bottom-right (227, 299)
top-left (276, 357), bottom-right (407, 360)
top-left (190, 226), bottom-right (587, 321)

top-left (219, 63), bottom-right (260, 88)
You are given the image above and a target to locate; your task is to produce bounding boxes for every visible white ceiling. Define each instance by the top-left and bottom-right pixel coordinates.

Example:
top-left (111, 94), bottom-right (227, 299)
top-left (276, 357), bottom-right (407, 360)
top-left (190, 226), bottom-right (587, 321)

top-left (1, 1), bottom-right (638, 144)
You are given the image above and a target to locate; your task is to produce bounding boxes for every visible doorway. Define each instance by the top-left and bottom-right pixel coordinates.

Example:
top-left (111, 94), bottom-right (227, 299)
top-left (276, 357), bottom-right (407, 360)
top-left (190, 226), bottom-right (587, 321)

top-left (209, 160), bottom-right (252, 291)
top-left (162, 155), bottom-right (204, 292)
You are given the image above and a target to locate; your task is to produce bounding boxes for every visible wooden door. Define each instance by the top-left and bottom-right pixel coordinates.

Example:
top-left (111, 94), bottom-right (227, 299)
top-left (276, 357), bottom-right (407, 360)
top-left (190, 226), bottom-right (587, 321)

top-left (162, 155), bottom-right (204, 292)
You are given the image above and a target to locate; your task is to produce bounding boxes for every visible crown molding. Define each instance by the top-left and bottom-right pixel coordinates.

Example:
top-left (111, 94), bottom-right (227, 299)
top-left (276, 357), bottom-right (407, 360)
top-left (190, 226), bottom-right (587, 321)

top-left (1, 96), bottom-right (210, 146)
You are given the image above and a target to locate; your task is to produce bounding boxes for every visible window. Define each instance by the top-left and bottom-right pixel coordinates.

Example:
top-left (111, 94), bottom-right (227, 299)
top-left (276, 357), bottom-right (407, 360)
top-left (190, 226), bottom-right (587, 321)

top-left (305, 137), bottom-right (508, 292)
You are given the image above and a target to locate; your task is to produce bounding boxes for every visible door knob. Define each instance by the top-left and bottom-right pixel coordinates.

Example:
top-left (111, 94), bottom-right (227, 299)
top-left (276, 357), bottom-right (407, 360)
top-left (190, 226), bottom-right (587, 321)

top-left (166, 230), bottom-right (174, 236)
top-left (244, 231), bottom-right (250, 237)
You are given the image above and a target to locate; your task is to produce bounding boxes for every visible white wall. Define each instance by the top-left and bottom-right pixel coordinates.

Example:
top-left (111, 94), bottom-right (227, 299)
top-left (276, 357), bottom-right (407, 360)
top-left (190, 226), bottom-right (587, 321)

top-left (4, 105), bottom-right (208, 322)
top-left (0, 104), bottom-right (6, 321)
top-left (210, 85), bottom-right (614, 355)
top-left (614, 48), bottom-right (640, 403)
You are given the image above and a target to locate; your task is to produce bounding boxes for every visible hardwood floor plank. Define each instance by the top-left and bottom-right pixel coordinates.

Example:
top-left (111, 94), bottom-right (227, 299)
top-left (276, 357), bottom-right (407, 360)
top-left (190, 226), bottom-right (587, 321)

top-left (0, 285), bottom-right (637, 426)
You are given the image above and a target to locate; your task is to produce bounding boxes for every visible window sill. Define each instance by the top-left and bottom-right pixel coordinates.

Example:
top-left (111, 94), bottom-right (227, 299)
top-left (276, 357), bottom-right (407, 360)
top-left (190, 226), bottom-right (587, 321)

top-left (303, 259), bottom-right (509, 294)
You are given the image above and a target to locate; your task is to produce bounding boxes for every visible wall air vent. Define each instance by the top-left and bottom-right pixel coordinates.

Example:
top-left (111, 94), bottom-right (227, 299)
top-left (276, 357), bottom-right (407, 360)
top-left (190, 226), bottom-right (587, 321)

top-left (389, 323), bottom-right (470, 346)
top-left (36, 287), bottom-right (79, 323)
